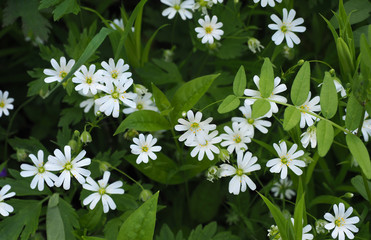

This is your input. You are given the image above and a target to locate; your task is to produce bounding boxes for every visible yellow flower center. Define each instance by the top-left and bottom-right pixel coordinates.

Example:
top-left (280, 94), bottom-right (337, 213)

top-left (174, 4), bottom-right (180, 10)
top-left (335, 218), bottom-right (345, 227)
top-left (248, 118), bottom-right (254, 124)
top-left (300, 104), bottom-right (310, 112)
top-left (38, 166), bottom-right (45, 174)
top-left (59, 71), bottom-right (67, 78)
top-left (199, 0), bottom-right (208, 6)
top-left (86, 77), bottom-right (92, 84)
top-left (234, 135), bottom-right (241, 143)
top-left (0, 101), bottom-right (4, 108)
top-left (191, 122), bottom-right (199, 129)
top-left (98, 187), bottom-right (106, 195)
top-left (205, 26), bottom-right (213, 34)
top-left (200, 140), bottom-right (208, 147)
top-left (142, 146), bottom-right (149, 152)
top-left (236, 168), bottom-right (244, 176)
top-left (137, 104), bottom-right (143, 110)
top-left (112, 91), bottom-right (119, 99)
top-left (111, 71), bottom-right (118, 79)
top-left (281, 25), bottom-right (288, 33)
top-left (281, 157), bottom-right (289, 165)
top-left (64, 162), bottom-right (73, 171)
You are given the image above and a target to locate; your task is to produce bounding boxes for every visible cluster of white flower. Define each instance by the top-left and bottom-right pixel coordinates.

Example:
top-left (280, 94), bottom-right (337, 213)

top-left (43, 57), bottom-right (158, 118)
top-left (0, 90), bottom-right (14, 118)
top-left (130, 133), bottom-right (162, 164)
top-left (16, 147), bottom-right (124, 214)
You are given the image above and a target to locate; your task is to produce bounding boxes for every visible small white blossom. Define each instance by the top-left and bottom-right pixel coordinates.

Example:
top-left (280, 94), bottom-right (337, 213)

top-left (324, 203), bottom-right (359, 240)
top-left (219, 151), bottom-right (261, 195)
top-left (334, 79), bottom-right (347, 97)
top-left (244, 75), bottom-right (287, 118)
top-left (110, 19), bottom-right (124, 30)
top-left (195, 15), bottom-right (224, 44)
top-left (80, 96), bottom-right (100, 115)
top-left (174, 110), bottom-right (216, 146)
top-left (47, 145), bottom-right (91, 190)
top-left (0, 90), bottom-right (14, 117)
top-left (122, 93), bottom-right (158, 114)
top-left (130, 134), bottom-right (162, 164)
top-left (206, 166), bottom-right (220, 182)
top-left (161, 0), bottom-right (194, 20)
top-left (248, 38), bottom-right (264, 53)
top-left (220, 122), bottom-right (251, 154)
top-left (298, 92), bottom-right (321, 128)
top-left (232, 102), bottom-right (271, 137)
top-left (267, 225), bottom-right (281, 240)
top-left (254, 0), bottom-right (282, 7)
top-left (100, 58), bottom-right (132, 83)
top-left (72, 64), bottom-right (104, 95)
top-left (20, 150), bottom-right (58, 191)
top-left (291, 218), bottom-right (314, 240)
top-left (212, 0), bottom-right (223, 3)
top-left (300, 126), bottom-right (317, 148)
top-left (83, 171), bottom-right (125, 213)
top-left (268, 8), bottom-right (306, 48)
top-left (188, 130), bottom-right (222, 161)
top-left (270, 178), bottom-right (296, 200)
top-left (266, 141), bottom-right (305, 179)
top-left (193, 0), bottom-right (213, 15)
top-left (0, 185), bottom-right (15, 217)
top-left (43, 57), bottom-right (75, 83)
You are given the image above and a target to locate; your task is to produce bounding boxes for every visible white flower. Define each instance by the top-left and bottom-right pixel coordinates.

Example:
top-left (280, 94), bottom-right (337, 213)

top-left (244, 75), bottom-right (287, 118)
top-left (83, 171), bottom-right (125, 213)
top-left (122, 93), bottom-right (158, 114)
top-left (253, 0), bottom-right (282, 7)
top-left (47, 145), bottom-right (91, 190)
top-left (188, 130), bottom-right (222, 161)
top-left (43, 57), bottom-right (75, 83)
top-left (291, 218), bottom-right (314, 240)
top-left (220, 122), bottom-right (251, 154)
top-left (72, 64), bottom-right (104, 95)
top-left (0, 90), bottom-right (14, 117)
top-left (193, 0), bottom-right (213, 15)
top-left (266, 141), bottom-right (305, 179)
top-left (270, 178), bottom-right (296, 200)
top-left (268, 8), bottom-right (306, 48)
top-left (361, 118), bottom-right (371, 142)
top-left (100, 58), bottom-right (132, 83)
top-left (161, 0), bottom-right (194, 20)
top-left (110, 19), bottom-right (124, 30)
top-left (95, 79), bottom-right (137, 118)
top-left (334, 79), bottom-right (347, 97)
top-left (300, 126), bottom-right (317, 148)
top-left (232, 102), bottom-right (271, 137)
top-left (0, 185), bottom-right (15, 217)
top-left (20, 150), bottom-right (58, 191)
top-left (324, 203), bottom-right (359, 240)
top-left (174, 110), bottom-right (216, 146)
top-left (219, 151), bottom-right (261, 195)
top-left (267, 225), bottom-right (281, 240)
top-left (195, 15), bottom-right (224, 44)
top-left (248, 38), bottom-right (264, 53)
top-left (130, 134), bottom-right (162, 164)
top-left (80, 96), bottom-right (100, 115)
top-left (298, 92), bottom-right (321, 128)
top-left (212, 0), bottom-right (223, 3)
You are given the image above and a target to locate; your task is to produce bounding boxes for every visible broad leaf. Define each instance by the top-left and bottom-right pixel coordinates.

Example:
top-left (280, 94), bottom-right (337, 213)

top-left (233, 65), bottom-right (246, 97)
top-left (47, 194), bottom-right (65, 240)
top-left (291, 62), bottom-right (310, 106)
top-left (316, 120), bottom-right (334, 157)
top-left (345, 93), bottom-right (364, 131)
top-left (351, 175), bottom-right (371, 201)
top-left (152, 83), bottom-right (172, 113)
top-left (346, 134), bottom-right (371, 179)
top-left (259, 58), bottom-right (274, 98)
top-left (217, 95), bottom-right (240, 114)
top-left (283, 106), bottom-right (301, 131)
top-left (251, 99), bottom-right (270, 119)
top-left (320, 72), bottom-right (338, 119)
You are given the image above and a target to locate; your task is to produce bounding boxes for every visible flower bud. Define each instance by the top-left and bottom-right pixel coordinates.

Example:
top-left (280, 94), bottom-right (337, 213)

top-left (134, 84), bottom-right (148, 95)
top-left (247, 38), bottom-right (264, 54)
top-left (68, 140), bottom-right (78, 152)
top-left (206, 166), bottom-right (219, 182)
top-left (73, 130), bottom-right (80, 138)
top-left (99, 161), bottom-right (111, 172)
top-left (267, 225), bottom-right (281, 240)
top-left (96, 111), bottom-right (102, 117)
top-left (16, 148), bottom-right (28, 161)
top-left (39, 88), bottom-right (49, 99)
top-left (139, 189), bottom-right (153, 202)
top-left (181, 111), bottom-right (187, 117)
top-left (329, 69), bottom-right (336, 76)
top-left (218, 149), bottom-right (230, 162)
top-left (163, 49), bottom-right (174, 62)
top-left (80, 130), bottom-right (92, 144)
top-left (315, 219), bottom-right (329, 234)
top-left (344, 192), bottom-right (354, 198)
top-left (297, 59), bottom-right (305, 66)
top-left (124, 129), bottom-right (139, 140)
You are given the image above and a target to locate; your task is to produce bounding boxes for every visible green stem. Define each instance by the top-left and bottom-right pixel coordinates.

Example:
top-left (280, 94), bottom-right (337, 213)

top-left (110, 165), bottom-right (144, 191)
top-left (308, 60), bottom-right (333, 70)
top-left (199, 99), bottom-right (224, 112)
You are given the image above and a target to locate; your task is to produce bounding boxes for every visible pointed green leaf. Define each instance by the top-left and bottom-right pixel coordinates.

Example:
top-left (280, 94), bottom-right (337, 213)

top-left (259, 58), bottom-right (274, 98)
top-left (293, 179), bottom-right (305, 240)
top-left (346, 134), bottom-right (371, 179)
top-left (217, 95), bottom-right (240, 114)
top-left (316, 120), bottom-right (334, 157)
top-left (251, 99), bottom-right (270, 119)
top-left (142, 24), bottom-right (169, 65)
top-left (283, 106), bottom-right (301, 131)
top-left (336, 37), bottom-right (354, 81)
top-left (151, 83), bottom-right (172, 113)
top-left (233, 65), bottom-right (246, 97)
top-left (351, 175), bottom-right (371, 201)
top-left (320, 72), bottom-right (338, 119)
top-left (115, 110), bottom-right (171, 135)
top-left (170, 74), bottom-right (219, 124)
top-left (291, 62), bottom-right (310, 106)
top-left (118, 192), bottom-right (159, 240)
top-left (345, 93), bottom-right (364, 131)
top-left (47, 194), bottom-right (65, 240)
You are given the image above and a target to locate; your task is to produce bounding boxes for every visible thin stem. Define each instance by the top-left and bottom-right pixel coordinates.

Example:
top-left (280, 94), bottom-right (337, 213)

top-left (199, 99), bottom-right (224, 112)
top-left (308, 60), bottom-right (333, 70)
top-left (110, 165), bottom-right (144, 191)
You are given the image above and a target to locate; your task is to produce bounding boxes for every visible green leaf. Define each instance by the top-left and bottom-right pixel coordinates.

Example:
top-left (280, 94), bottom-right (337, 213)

top-left (345, 93), bottom-right (364, 131)
top-left (47, 194), bottom-right (65, 240)
top-left (316, 120), bottom-right (334, 157)
top-left (360, 34), bottom-right (371, 82)
top-left (351, 175), bottom-right (371, 201)
top-left (58, 198), bottom-right (79, 240)
top-left (293, 187), bottom-right (305, 240)
top-left (117, 192), bottom-right (159, 240)
top-left (151, 83), bottom-right (172, 113)
top-left (52, 0), bottom-right (80, 21)
top-left (320, 72), bottom-right (338, 119)
top-left (233, 65), bottom-right (246, 97)
top-left (346, 134), bottom-right (371, 179)
top-left (0, 199), bottom-right (42, 240)
top-left (259, 58), bottom-right (274, 98)
top-left (58, 107), bottom-right (83, 127)
top-left (251, 99), bottom-right (270, 119)
top-left (39, 0), bottom-right (59, 9)
top-left (82, 237), bottom-right (106, 240)
top-left (291, 62), bottom-right (311, 106)
top-left (137, 59), bottom-right (183, 86)
top-left (3, 0), bottom-right (51, 41)
top-left (114, 110), bottom-right (171, 135)
top-left (330, 0), bottom-right (371, 27)
top-left (283, 106), bottom-right (301, 131)
top-left (258, 193), bottom-right (290, 240)
top-left (309, 195), bottom-right (349, 208)
top-left (170, 74), bottom-right (219, 124)
top-left (336, 37), bottom-right (355, 81)
top-left (142, 24), bottom-right (169, 65)
top-left (217, 95), bottom-right (240, 114)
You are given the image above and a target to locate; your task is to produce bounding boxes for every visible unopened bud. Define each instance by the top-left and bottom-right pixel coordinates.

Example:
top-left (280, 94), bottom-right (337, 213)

top-left (297, 59), bottom-right (305, 66)
top-left (218, 149), bottom-right (230, 162)
top-left (68, 140), bottom-right (78, 152)
top-left (16, 149), bottom-right (28, 161)
top-left (329, 69), bottom-right (336, 76)
top-left (96, 111), bottom-right (102, 117)
top-left (124, 129), bottom-right (139, 140)
top-left (73, 130), bottom-right (80, 138)
top-left (134, 84), bottom-right (148, 95)
top-left (315, 219), bottom-right (329, 234)
top-left (181, 111), bottom-right (187, 117)
top-left (39, 88), bottom-right (49, 98)
top-left (139, 189), bottom-right (153, 202)
top-left (344, 192), bottom-right (354, 198)
top-left (80, 130), bottom-right (92, 144)
top-left (99, 161), bottom-right (111, 172)
top-left (206, 166), bottom-right (219, 182)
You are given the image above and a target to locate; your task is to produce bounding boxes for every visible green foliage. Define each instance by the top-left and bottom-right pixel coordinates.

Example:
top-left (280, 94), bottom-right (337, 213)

top-left (117, 192), bottom-right (159, 240)
top-left (346, 134), bottom-right (371, 179)
top-left (320, 72), bottom-right (338, 119)
top-left (351, 175), bottom-right (371, 201)
top-left (251, 99), bottom-right (270, 119)
top-left (259, 58), bottom-right (274, 98)
top-left (39, 0), bottom-right (80, 21)
top-left (283, 106), bottom-right (301, 131)
top-left (293, 180), bottom-right (305, 240)
top-left (345, 93), bottom-right (364, 131)
top-left (233, 66), bottom-right (246, 97)
top-left (137, 59), bottom-right (183, 86)
top-left (316, 120), bottom-right (334, 157)
top-left (217, 95), bottom-right (240, 114)
top-left (151, 83), bottom-right (172, 114)
top-left (187, 222), bottom-right (239, 240)
top-left (46, 194), bottom-right (65, 240)
top-left (291, 62), bottom-right (311, 106)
